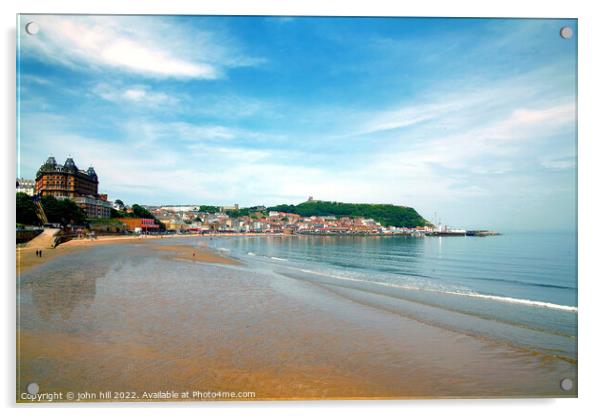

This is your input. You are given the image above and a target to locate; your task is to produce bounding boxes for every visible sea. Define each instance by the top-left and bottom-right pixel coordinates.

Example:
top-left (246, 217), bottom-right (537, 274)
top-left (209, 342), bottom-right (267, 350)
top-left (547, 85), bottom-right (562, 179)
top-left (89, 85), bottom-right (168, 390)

top-left (207, 231), bottom-right (577, 362)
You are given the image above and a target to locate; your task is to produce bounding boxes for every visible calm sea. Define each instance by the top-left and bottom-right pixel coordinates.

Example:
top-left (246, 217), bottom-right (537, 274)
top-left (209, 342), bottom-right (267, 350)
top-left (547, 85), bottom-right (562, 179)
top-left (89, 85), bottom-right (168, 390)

top-left (208, 232), bottom-right (577, 362)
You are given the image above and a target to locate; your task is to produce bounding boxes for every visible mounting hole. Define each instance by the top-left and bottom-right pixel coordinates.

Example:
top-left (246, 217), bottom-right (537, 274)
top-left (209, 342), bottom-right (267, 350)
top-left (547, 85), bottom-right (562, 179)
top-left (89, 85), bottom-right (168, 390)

top-left (25, 21), bottom-right (39, 35)
top-left (560, 377), bottom-right (574, 391)
top-left (26, 382), bottom-right (39, 395)
top-left (560, 26), bottom-right (573, 39)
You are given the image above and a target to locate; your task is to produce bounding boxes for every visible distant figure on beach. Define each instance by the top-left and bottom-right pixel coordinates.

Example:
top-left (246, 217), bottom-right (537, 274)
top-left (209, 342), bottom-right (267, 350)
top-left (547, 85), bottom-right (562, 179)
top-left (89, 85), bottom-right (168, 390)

top-left (35, 250), bottom-right (39, 257)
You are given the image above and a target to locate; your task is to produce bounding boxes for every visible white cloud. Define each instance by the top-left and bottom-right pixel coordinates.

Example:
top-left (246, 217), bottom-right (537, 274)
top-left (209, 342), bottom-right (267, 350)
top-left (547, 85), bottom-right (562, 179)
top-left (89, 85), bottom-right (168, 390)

top-left (539, 156), bottom-right (576, 170)
top-left (123, 89), bottom-right (147, 101)
top-left (334, 63), bottom-right (575, 145)
top-left (93, 83), bottom-right (177, 108)
top-left (484, 103), bottom-right (575, 141)
top-left (354, 101), bottom-right (459, 136)
top-left (120, 120), bottom-right (279, 145)
top-left (20, 15), bottom-right (262, 79)
top-left (379, 102), bottom-right (574, 172)
top-left (311, 99), bottom-right (576, 218)
top-left (19, 115), bottom-right (320, 205)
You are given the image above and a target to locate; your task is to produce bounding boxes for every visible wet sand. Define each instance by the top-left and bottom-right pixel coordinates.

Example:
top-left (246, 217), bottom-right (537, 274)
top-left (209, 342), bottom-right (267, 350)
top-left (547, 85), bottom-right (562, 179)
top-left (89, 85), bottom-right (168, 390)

top-left (153, 244), bottom-right (241, 266)
top-left (17, 234), bottom-right (238, 274)
top-left (17, 245), bottom-right (84, 275)
top-left (16, 238), bottom-right (576, 401)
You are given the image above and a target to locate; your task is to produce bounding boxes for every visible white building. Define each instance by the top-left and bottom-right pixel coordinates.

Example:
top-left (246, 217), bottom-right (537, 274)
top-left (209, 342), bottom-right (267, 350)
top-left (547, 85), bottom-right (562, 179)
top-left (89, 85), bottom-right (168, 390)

top-left (16, 178), bottom-right (35, 196)
top-left (160, 205), bottom-right (198, 213)
top-left (71, 196), bottom-right (113, 219)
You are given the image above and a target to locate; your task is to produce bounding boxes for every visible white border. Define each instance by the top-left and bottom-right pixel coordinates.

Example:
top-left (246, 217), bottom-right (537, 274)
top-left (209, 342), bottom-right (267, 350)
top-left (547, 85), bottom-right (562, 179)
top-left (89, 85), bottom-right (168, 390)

top-left (3, 1), bottom-right (601, 415)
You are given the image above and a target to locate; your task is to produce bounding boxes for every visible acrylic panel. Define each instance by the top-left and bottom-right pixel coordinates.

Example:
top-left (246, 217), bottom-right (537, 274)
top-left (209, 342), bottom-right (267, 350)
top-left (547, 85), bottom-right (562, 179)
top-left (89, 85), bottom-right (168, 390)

top-left (16, 15), bottom-right (577, 402)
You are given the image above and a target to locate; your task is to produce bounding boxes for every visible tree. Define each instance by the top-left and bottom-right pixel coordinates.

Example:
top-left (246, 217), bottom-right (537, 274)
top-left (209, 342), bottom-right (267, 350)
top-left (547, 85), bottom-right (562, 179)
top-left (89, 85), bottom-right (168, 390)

top-left (131, 204), bottom-right (154, 219)
top-left (128, 204), bottom-right (165, 230)
top-left (16, 193), bottom-right (40, 225)
top-left (114, 199), bottom-right (125, 211)
top-left (41, 196), bottom-right (86, 226)
top-left (198, 205), bottom-right (221, 214)
top-left (110, 208), bottom-right (123, 218)
top-left (266, 200), bottom-right (427, 228)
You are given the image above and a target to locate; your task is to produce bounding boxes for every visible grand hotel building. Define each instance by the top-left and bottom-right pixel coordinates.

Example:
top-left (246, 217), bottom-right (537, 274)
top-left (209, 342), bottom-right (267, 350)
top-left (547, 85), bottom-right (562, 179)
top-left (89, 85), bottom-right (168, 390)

top-left (35, 156), bottom-right (112, 219)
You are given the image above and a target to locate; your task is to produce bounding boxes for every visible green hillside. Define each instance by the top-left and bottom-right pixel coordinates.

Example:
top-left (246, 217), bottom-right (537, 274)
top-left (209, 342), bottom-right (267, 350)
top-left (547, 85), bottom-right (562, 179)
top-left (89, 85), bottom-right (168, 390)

top-left (267, 200), bottom-right (427, 228)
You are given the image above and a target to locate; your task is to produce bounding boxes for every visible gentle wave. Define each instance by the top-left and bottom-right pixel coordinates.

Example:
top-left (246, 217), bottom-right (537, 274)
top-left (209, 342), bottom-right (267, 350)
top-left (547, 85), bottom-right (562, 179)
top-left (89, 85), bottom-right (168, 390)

top-left (270, 257), bottom-right (288, 261)
top-left (457, 292), bottom-right (577, 312)
top-left (292, 267), bottom-right (577, 313)
top-left (471, 276), bottom-right (575, 291)
top-left (250, 252), bottom-right (288, 262)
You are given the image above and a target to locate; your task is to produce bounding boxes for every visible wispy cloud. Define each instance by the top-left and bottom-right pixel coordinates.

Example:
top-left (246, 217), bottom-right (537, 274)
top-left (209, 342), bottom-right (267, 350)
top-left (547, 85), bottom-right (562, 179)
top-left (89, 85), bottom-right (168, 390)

top-left (20, 15), bottom-right (264, 79)
top-left (19, 74), bottom-right (53, 86)
top-left (93, 83), bottom-right (178, 108)
top-left (539, 156), bottom-right (576, 170)
top-left (19, 113), bottom-right (320, 205)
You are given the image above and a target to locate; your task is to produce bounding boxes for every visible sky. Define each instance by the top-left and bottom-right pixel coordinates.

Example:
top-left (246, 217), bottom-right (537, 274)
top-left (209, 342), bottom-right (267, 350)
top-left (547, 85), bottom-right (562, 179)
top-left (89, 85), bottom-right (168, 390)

top-left (17, 15), bottom-right (577, 231)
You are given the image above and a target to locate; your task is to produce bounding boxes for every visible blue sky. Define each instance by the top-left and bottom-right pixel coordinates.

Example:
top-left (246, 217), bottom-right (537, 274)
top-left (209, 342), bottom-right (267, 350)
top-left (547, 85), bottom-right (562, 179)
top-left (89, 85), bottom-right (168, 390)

top-left (17, 15), bottom-right (577, 231)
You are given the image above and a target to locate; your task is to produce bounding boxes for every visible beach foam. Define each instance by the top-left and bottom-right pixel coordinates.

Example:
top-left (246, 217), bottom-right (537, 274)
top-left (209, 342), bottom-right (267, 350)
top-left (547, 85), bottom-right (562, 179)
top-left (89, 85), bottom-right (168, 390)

top-left (290, 266), bottom-right (577, 313)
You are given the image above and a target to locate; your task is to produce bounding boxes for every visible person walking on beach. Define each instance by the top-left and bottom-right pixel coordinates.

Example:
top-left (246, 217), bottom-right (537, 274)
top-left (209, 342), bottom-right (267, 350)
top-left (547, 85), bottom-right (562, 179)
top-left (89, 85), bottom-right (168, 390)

top-left (35, 250), bottom-right (38, 257)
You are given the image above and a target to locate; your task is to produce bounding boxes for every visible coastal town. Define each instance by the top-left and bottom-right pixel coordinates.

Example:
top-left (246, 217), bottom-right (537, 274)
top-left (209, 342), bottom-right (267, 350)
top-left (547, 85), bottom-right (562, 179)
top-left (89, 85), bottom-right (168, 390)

top-left (135, 204), bottom-right (431, 236)
top-left (17, 156), bottom-right (497, 240)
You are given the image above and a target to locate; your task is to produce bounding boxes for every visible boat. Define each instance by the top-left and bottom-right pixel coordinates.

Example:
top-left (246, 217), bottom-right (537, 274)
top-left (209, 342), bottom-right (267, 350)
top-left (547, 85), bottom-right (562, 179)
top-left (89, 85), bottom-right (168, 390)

top-left (426, 221), bottom-right (466, 236)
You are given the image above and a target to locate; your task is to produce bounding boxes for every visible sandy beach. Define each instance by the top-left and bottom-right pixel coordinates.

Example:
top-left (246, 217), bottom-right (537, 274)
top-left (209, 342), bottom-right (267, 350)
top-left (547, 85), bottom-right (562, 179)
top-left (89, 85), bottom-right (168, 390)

top-left (16, 236), bottom-right (576, 401)
top-left (17, 233), bottom-right (239, 274)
